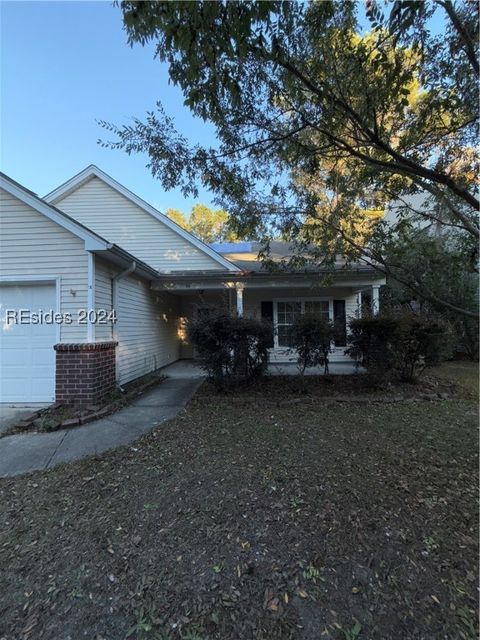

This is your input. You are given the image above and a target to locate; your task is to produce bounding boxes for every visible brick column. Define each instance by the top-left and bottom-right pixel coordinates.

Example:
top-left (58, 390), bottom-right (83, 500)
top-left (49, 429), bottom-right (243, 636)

top-left (54, 342), bottom-right (118, 406)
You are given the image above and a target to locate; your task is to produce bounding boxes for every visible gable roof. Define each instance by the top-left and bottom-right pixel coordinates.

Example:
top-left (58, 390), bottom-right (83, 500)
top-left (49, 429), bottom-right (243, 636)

top-left (44, 165), bottom-right (240, 272)
top-left (0, 172), bottom-right (160, 280)
top-left (1, 172), bottom-right (109, 251)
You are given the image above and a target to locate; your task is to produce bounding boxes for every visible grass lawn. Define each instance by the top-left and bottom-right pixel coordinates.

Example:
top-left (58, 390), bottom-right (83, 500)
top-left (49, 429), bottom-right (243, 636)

top-left (431, 360), bottom-right (479, 398)
top-left (0, 365), bottom-right (478, 640)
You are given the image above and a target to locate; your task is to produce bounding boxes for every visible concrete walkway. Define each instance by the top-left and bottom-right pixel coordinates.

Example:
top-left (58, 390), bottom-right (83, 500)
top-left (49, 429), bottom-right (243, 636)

top-left (0, 404), bottom-right (50, 436)
top-left (0, 376), bottom-right (203, 478)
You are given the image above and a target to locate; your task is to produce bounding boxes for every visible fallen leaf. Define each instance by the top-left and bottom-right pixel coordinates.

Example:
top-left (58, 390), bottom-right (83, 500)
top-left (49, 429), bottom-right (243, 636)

top-left (268, 597), bottom-right (279, 612)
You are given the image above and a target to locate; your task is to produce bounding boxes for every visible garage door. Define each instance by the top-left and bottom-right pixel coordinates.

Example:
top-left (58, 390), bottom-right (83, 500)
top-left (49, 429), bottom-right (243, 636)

top-left (0, 283), bottom-right (56, 402)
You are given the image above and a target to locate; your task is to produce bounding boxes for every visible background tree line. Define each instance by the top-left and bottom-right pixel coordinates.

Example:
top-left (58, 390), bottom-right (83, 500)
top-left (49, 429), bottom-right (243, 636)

top-left (165, 203), bottom-right (240, 244)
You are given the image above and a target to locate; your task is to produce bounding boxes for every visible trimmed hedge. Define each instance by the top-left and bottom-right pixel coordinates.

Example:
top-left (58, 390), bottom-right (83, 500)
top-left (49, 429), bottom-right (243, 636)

top-left (345, 312), bottom-right (453, 382)
top-left (290, 314), bottom-right (335, 375)
top-left (188, 313), bottom-right (271, 388)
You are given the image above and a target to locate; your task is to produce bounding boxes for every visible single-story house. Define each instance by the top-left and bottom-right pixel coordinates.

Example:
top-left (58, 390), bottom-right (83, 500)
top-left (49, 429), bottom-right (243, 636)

top-left (0, 166), bottom-right (385, 405)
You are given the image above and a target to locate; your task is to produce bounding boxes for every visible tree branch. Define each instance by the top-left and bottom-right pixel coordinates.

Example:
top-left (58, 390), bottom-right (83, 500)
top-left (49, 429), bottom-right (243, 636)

top-left (328, 223), bottom-right (479, 318)
top-left (274, 53), bottom-right (480, 212)
top-left (437, 0), bottom-right (479, 76)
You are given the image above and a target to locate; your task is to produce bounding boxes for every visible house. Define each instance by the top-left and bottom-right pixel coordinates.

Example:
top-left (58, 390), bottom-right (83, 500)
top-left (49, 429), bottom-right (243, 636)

top-left (0, 166), bottom-right (385, 405)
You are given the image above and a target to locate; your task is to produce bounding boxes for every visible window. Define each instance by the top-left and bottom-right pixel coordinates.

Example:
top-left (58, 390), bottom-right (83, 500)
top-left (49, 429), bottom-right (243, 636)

top-left (305, 300), bottom-right (329, 320)
top-left (276, 301), bottom-right (301, 347)
top-left (274, 299), bottom-right (331, 348)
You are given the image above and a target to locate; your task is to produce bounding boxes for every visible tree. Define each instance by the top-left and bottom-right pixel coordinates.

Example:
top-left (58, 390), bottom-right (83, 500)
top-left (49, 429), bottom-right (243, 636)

top-left (380, 228), bottom-right (479, 358)
top-left (189, 204), bottom-right (238, 243)
top-left (165, 207), bottom-right (189, 230)
top-left (165, 203), bottom-right (239, 242)
top-left (101, 1), bottom-right (478, 315)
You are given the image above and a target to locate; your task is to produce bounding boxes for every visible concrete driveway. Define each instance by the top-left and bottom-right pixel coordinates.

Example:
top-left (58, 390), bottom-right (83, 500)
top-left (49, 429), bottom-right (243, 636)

top-left (0, 404), bottom-right (50, 436)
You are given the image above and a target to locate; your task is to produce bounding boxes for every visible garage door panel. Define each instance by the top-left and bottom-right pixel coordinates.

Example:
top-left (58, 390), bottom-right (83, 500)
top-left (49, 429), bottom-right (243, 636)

top-left (2, 322), bottom-right (28, 337)
top-left (1, 348), bottom-right (30, 365)
top-left (0, 379), bottom-right (32, 403)
top-left (32, 347), bottom-right (55, 366)
top-left (0, 283), bottom-right (56, 402)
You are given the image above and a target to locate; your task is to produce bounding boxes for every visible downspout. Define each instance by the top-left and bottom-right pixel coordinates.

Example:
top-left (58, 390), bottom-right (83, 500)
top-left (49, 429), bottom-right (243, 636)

top-left (87, 252), bottom-right (95, 342)
top-left (112, 261), bottom-right (136, 388)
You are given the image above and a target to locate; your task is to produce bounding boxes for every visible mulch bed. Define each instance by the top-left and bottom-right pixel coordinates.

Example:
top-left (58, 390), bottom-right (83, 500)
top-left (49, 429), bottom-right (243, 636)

top-left (196, 370), bottom-right (462, 405)
top-left (2, 372), bottom-right (166, 438)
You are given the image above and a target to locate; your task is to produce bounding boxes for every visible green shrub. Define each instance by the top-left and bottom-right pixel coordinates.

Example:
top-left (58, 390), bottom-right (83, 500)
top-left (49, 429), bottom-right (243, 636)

top-left (290, 314), bottom-right (335, 375)
top-left (188, 313), bottom-right (271, 388)
top-left (346, 312), bottom-right (453, 382)
top-left (345, 315), bottom-right (399, 381)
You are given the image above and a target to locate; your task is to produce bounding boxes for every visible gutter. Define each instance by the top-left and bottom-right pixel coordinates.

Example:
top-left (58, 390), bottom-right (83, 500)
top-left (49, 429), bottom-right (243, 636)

top-left (103, 243), bottom-right (159, 280)
top-left (153, 266), bottom-right (380, 282)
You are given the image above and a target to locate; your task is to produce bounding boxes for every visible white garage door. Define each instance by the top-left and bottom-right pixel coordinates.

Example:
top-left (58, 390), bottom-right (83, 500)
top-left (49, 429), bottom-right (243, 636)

top-left (0, 283), bottom-right (56, 402)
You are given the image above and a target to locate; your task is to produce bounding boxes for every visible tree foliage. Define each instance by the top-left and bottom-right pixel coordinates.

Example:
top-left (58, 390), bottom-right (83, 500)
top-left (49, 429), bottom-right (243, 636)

top-left (380, 228), bottom-right (479, 358)
top-left (102, 0), bottom-right (478, 315)
top-left (165, 207), bottom-right (189, 230)
top-left (189, 204), bottom-right (237, 243)
top-left (165, 203), bottom-right (238, 243)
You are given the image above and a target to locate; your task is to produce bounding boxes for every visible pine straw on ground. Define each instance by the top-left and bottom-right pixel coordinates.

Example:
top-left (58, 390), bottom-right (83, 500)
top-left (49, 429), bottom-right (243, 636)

top-left (0, 368), bottom-right (478, 640)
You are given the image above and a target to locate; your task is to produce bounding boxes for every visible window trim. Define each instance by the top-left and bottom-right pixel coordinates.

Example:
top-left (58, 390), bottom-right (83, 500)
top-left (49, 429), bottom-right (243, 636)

top-left (272, 298), bottom-right (333, 349)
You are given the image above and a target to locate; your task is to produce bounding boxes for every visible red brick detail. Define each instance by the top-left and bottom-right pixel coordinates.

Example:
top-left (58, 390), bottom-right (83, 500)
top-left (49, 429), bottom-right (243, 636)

top-left (54, 342), bottom-right (118, 406)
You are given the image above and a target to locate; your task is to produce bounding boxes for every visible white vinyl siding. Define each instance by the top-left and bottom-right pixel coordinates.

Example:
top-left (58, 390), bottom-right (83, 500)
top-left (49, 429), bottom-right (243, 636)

top-left (0, 189), bottom-right (88, 342)
top-left (344, 293), bottom-right (359, 325)
top-left (93, 256), bottom-right (181, 382)
top-left (55, 177), bottom-right (223, 273)
top-left (116, 274), bottom-right (180, 384)
top-left (93, 257), bottom-right (115, 342)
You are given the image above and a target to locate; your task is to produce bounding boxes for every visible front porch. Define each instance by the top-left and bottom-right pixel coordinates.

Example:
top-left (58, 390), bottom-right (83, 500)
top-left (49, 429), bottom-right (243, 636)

top-left (154, 271), bottom-right (385, 364)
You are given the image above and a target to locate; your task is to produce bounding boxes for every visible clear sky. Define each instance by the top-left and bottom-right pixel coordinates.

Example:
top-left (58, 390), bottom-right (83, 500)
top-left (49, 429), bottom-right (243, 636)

top-left (1, 0), bottom-right (219, 213)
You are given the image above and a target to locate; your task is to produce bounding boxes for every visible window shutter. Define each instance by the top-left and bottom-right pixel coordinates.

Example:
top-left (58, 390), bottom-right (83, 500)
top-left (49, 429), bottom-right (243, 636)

top-left (333, 300), bottom-right (347, 347)
top-left (261, 301), bottom-right (274, 348)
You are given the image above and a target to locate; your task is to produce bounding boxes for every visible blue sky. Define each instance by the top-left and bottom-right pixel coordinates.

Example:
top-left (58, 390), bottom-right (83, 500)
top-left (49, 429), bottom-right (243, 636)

top-left (1, 2), bottom-right (445, 215)
top-left (1, 0), bottom-right (218, 213)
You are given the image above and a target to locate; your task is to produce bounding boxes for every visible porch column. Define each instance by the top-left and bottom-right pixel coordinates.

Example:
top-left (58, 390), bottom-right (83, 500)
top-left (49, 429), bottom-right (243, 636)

top-left (235, 283), bottom-right (244, 317)
top-left (357, 291), bottom-right (362, 318)
top-left (372, 285), bottom-right (380, 315)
